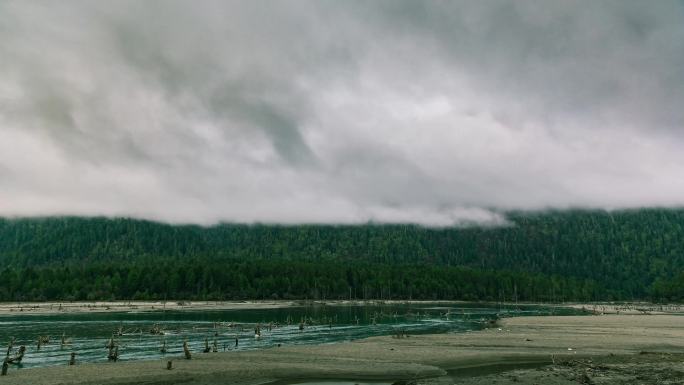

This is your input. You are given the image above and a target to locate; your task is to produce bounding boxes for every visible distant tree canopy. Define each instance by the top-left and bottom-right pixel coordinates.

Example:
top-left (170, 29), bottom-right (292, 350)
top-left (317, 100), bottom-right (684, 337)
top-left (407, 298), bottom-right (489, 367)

top-left (0, 209), bottom-right (683, 302)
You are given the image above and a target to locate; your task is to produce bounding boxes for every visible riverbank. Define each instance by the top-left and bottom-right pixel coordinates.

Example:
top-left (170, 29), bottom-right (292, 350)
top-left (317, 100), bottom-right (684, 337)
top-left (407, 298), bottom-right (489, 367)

top-left (2, 300), bottom-right (681, 317)
top-left (2, 314), bottom-right (683, 385)
top-left (565, 302), bottom-right (683, 315)
top-left (0, 300), bottom-right (301, 315)
top-left (0, 299), bottom-right (494, 316)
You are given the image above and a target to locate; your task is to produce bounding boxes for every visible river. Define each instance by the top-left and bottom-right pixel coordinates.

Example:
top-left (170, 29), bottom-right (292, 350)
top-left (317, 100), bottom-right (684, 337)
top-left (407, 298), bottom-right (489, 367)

top-left (0, 302), bottom-right (580, 369)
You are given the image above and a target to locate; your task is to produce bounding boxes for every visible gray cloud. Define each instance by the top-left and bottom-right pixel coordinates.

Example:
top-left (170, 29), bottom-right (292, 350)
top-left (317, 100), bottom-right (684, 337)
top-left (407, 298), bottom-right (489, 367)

top-left (1, 0), bottom-right (684, 226)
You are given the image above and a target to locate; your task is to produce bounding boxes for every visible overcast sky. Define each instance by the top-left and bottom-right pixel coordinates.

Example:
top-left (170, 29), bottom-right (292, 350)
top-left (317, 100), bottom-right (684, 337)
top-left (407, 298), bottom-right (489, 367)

top-left (1, 1), bottom-right (684, 226)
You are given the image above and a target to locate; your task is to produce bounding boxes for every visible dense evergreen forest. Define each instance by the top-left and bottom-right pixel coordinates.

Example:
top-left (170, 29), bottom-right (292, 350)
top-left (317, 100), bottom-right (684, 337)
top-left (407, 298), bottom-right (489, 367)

top-left (0, 209), bottom-right (683, 302)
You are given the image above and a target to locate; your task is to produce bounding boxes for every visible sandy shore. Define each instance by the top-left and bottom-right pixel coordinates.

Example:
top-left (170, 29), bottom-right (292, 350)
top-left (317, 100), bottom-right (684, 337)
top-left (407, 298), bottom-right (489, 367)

top-left (4, 299), bottom-right (680, 318)
top-left (0, 301), bottom-right (299, 315)
top-left (0, 300), bottom-right (474, 316)
top-left (2, 314), bottom-right (684, 384)
top-left (565, 302), bottom-right (683, 315)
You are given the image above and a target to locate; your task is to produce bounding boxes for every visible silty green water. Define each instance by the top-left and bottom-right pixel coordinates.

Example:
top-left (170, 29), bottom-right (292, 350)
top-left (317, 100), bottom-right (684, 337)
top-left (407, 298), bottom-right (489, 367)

top-left (0, 303), bottom-right (580, 370)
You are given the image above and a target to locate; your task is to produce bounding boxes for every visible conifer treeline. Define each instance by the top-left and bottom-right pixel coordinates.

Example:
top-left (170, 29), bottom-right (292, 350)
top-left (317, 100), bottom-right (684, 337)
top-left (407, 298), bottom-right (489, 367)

top-left (0, 209), bottom-right (683, 301)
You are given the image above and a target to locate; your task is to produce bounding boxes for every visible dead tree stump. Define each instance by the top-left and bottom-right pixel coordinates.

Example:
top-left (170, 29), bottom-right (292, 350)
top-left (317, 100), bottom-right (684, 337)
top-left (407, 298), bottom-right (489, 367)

top-left (5, 338), bottom-right (14, 357)
top-left (1, 358), bottom-right (8, 376)
top-left (183, 341), bottom-right (192, 360)
top-left (108, 346), bottom-right (119, 362)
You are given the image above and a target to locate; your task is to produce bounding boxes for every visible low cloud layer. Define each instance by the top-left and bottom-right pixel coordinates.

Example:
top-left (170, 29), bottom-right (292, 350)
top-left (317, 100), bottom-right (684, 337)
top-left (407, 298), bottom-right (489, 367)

top-left (1, 1), bottom-right (684, 226)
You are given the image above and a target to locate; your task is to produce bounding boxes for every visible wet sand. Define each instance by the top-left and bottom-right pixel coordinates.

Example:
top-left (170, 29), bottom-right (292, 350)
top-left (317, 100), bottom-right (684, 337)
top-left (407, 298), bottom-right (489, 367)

top-left (2, 314), bottom-right (683, 385)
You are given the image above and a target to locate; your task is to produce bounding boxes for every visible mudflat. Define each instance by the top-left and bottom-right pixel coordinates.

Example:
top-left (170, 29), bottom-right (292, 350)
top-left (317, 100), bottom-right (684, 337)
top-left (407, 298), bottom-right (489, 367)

top-left (2, 314), bottom-right (683, 385)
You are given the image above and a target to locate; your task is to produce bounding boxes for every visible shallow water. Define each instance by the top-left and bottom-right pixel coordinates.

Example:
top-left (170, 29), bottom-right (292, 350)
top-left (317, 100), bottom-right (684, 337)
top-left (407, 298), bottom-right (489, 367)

top-left (0, 302), bottom-right (579, 369)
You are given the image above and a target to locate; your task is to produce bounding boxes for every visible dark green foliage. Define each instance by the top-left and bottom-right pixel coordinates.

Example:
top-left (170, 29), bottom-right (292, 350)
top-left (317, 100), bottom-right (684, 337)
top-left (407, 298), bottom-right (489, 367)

top-left (0, 208), bottom-right (682, 301)
top-left (651, 272), bottom-right (684, 301)
top-left (0, 259), bottom-right (598, 302)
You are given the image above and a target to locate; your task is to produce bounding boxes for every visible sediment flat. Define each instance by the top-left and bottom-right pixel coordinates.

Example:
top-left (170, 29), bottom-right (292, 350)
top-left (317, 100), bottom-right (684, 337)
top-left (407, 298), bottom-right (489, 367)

top-left (0, 300), bottom-right (472, 316)
top-left (3, 314), bottom-right (684, 385)
top-left (0, 301), bottom-right (298, 316)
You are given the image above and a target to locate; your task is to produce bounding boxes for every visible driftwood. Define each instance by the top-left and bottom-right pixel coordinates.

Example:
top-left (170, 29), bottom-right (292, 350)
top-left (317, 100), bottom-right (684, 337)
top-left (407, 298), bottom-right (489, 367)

top-left (7, 346), bottom-right (25, 364)
top-left (61, 333), bottom-right (72, 346)
top-left (559, 359), bottom-right (609, 371)
top-left (578, 371), bottom-right (593, 384)
top-left (37, 336), bottom-right (49, 350)
top-left (150, 324), bottom-right (164, 335)
top-left (392, 329), bottom-right (410, 339)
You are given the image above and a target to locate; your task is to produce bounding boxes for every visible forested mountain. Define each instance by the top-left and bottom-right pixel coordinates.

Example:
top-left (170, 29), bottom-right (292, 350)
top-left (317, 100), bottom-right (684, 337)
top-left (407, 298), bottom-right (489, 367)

top-left (0, 209), bottom-right (683, 302)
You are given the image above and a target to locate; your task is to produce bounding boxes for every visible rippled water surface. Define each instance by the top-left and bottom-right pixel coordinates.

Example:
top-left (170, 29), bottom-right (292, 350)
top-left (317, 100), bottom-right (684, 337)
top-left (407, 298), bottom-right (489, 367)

top-left (0, 302), bottom-right (579, 369)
